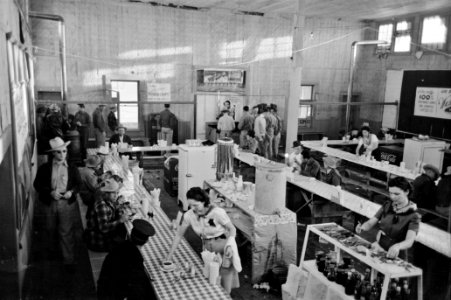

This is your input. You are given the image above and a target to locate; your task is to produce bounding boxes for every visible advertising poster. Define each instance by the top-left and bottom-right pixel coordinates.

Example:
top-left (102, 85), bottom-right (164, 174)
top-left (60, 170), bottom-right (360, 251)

top-left (414, 87), bottom-right (451, 120)
top-left (147, 83), bottom-right (171, 102)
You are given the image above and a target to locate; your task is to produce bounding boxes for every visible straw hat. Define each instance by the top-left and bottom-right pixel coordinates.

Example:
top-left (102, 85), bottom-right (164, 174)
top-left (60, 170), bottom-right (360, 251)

top-left (323, 156), bottom-right (340, 169)
top-left (100, 179), bottom-right (120, 192)
top-left (47, 137), bottom-right (70, 152)
top-left (97, 146), bottom-right (109, 155)
top-left (84, 155), bottom-right (101, 168)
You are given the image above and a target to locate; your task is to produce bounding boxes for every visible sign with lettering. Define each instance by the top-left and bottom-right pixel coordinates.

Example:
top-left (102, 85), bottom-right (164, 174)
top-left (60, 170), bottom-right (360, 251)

top-left (414, 87), bottom-right (451, 120)
top-left (147, 83), bottom-right (171, 102)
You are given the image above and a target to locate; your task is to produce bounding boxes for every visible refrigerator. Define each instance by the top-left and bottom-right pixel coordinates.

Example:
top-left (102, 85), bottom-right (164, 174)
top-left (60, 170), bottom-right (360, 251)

top-left (178, 145), bottom-right (216, 210)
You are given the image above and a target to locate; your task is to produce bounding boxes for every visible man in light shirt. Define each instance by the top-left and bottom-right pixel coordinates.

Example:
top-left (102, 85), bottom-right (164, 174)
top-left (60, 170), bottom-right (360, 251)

top-left (237, 106), bottom-right (254, 147)
top-left (253, 105), bottom-right (267, 156)
top-left (217, 110), bottom-right (235, 139)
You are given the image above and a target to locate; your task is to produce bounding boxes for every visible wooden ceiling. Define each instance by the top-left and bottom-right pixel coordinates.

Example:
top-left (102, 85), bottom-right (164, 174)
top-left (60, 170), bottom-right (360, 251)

top-left (132, 0), bottom-right (451, 20)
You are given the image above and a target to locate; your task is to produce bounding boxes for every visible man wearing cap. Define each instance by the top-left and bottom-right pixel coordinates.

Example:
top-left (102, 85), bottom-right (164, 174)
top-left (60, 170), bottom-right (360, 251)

top-left (33, 137), bottom-right (81, 268)
top-left (411, 164), bottom-right (439, 210)
top-left (78, 155), bottom-right (101, 208)
top-left (93, 104), bottom-right (107, 147)
top-left (84, 179), bottom-right (127, 252)
top-left (97, 219), bottom-right (156, 300)
top-left (109, 124), bottom-right (132, 146)
top-left (287, 141), bottom-right (303, 172)
top-left (74, 104), bottom-right (91, 160)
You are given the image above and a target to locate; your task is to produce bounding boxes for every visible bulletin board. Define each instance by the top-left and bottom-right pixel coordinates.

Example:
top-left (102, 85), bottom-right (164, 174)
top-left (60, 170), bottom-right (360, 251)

top-left (398, 70), bottom-right (451, 141)
top-left (6, 37), bottom-right (35, 232)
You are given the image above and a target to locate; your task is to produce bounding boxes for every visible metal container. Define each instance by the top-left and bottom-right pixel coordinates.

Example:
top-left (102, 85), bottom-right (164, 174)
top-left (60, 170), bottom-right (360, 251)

top-left (254, 161), bottom-right (286, 215)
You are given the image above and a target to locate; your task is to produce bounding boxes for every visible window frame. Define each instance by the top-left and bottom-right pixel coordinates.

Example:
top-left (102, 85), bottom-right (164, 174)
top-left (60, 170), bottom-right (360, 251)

top-left (392, 19), bottom-right (413, 54)
top-left (110, 79), bottom-right (141, 132)
top-left (418, 14), bottom-right (450, 52)
top-left (298, 84), bottom-right (314, 128)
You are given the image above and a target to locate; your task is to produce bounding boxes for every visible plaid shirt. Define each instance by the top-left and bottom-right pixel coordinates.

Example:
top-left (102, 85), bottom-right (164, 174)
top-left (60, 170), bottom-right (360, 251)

top-left (85, 198), bottom-right (122, 251)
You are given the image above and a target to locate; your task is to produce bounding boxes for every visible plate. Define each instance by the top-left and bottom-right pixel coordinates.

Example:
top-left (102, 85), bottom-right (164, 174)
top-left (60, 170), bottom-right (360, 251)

top-left (160, 264), bottom-right (176, 272)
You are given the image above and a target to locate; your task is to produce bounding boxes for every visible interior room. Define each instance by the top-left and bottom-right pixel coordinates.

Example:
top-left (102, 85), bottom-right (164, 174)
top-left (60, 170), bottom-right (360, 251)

top-left (0, 0), bottom-right (450, 299)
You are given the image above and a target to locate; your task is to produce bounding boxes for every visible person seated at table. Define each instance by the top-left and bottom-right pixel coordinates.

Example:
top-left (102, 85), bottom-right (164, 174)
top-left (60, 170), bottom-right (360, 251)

top-left (96, 146), bottom-right (110, 176)
top-left (322, 156), bottom-right (342, 186)
top-left (166, 187), bottom-right (241, 293)
top-left (411, 164), bottom-right (439, 210)
top-left (300, 149), bottom-right (321, 180)
top-left (355, 126), bottom-right (380, 159)
top-left (241, 130), bottom-right (258, 153)
top-left (78, 155), bottom-right (101, 208)
top-left (435, 165), bottom-right (451, 216)
top-left (109, 124), bottom-right (132, 147)
top-left (287, 141), bottom-right (303, 172)
top-left (97, 219), bottom-right (157, 300)
top-left (84, 179), bottom-right (127, 252)
top-left (356, 177), bottom-right (421, 259)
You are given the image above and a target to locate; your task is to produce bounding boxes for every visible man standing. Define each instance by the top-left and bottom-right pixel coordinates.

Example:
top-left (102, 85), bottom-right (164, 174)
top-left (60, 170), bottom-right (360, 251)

top-left (107, 104), bottom-right (118, 134)
top-left (97, 219), bottom-right (157, 300)
top-left (270, 104), bottom-right (282, 159)
top-left (33, 137), bottom-right (81, 270)
top-left (253, 105), bottom-right (267, 156)
top-left (74, 104), bottom-right (91, 160)
top-left (159, 104), bottom-right (176, 146)
top-left (93, 104), bottom-right (107, 147)
top-left (263, 104), bottom-right (278, 159)
top-left (237, 106), bottom-right (254, 148)
top-left (217, 110), bottom-right (235, 139)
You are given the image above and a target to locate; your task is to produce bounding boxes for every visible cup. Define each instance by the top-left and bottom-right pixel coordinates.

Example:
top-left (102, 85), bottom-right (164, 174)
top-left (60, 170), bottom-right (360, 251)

top-left (162, 261), bottom-right (174, 271)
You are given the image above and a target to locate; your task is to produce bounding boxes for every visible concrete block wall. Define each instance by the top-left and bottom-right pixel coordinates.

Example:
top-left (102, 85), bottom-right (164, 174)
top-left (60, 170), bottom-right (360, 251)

top-left (30, 0), bottom-right (293, 122)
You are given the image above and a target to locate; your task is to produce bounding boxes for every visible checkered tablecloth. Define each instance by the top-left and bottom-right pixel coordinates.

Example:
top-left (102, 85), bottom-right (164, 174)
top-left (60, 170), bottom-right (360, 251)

top-left (88, 149), bottom-right (231, 300)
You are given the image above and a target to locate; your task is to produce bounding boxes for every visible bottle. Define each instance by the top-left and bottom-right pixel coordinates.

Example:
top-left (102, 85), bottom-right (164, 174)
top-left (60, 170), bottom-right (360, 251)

top-left (354, 274), bottom-right (363, 299)
top-left (345, 272), bottom-right (354, 295)
top-left (236, 175), bottom-right (243, 192)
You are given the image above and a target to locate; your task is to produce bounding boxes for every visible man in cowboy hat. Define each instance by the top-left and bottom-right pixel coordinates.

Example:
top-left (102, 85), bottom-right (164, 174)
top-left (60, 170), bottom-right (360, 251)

top-left (97, 219), bottom-right (157, 300)
top-left (33, 137), bottom-right (81, 269)
top-left (322, 156), bottom-right (342, 186)
top-left (411, 164), bottom-right (440, 210)
top-left (78, 155), bottom-right (101, 207)
top-left (109, 123), bottom-right (132, 147)
top-left (74, 103), bottom-right (91, 160)
top-left (84, 179), bottom-right (127, 252)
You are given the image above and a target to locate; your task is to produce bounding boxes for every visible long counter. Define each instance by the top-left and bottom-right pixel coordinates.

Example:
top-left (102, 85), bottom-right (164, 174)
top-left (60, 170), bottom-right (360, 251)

top-left (234, 149), bottom-right (451, 258)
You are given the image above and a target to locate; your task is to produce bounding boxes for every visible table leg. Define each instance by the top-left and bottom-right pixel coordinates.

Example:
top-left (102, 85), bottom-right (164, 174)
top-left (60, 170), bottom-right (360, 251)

top-left (299, 227), bottom-right (310, 266)
top-left (381, 276), bottom-right (390, 300)
top-left (417, 274), bottom-right (423, 300)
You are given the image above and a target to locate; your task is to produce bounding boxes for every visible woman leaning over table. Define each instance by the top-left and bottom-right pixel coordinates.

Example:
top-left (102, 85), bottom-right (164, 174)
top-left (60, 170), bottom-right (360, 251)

top-left (356, 177), bottom-right (421, 259)
top-left (166, 187), bottom-right (241, 293)
top-left (355, 125), bottom-right (380, 159)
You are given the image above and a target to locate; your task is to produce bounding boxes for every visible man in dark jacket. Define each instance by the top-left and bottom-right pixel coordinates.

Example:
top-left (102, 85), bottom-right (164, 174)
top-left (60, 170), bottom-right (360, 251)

top-left (33, 137), bottom-right (81, 267)
top-left (411, 164), bottom-right (439, 210)
top-left (74, 103), bottom-right (91, 159)
top-left (109, 124), bottom-right (132, 146)
top-left (93, 104), bottom-right (107, 147)
top-left (97, 219), bottom-right (157, 300)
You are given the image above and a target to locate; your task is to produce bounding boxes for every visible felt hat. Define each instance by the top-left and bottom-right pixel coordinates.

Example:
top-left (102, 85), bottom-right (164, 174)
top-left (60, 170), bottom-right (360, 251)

top-left (97, 146), bottom-right (109, 155)
top-left (109, 104), bottom-right (116, 109)
top-left (292, 141), bottom-right (301, 148)
top-left (117, 124), bottom-right (127, 130)
top-left (100, 179), bottom-right (120, 192)
top-left (78, 103), bottom-right (85, 108)
top-left (84, 155), bottom-right (101, 168)
top-left (323, 156), bottom-right (340, 169)
top-left (131, 219), bottom-right (155, 243)
top-left (47, 137), bottom-right (70, 152)
top-left (423, 164), bottom-right (440, 180)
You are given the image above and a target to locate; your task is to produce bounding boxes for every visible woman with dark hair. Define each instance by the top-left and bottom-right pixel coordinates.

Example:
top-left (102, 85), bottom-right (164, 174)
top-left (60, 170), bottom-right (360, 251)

top-left (300, 149), bottom-right (321, 180)
top-left (355, 125), bottom-right (380, 159)
top-left (356, 177), bottom-right (421, 258)
top-left (166, 187), bottom-right (241, 293)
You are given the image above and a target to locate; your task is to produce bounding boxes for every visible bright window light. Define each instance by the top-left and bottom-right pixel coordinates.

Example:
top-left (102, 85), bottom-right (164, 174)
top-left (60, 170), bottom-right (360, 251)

top-left (394, 21), bottom-right (411, 52)
top-left (111, 80), bottom-right (139, 129)
top-left (377, 24), bottom-right (393, 48)
top-left (299, 105), bottom-right (311, 119)
top-left (421, 16), bottom-right (447, 49)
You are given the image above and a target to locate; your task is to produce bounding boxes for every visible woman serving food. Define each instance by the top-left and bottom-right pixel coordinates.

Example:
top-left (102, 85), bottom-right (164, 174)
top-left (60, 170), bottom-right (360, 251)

top-left (166, 187), bottom-right (241, 293)
top-left (356, 177), bottom-right (421, 259)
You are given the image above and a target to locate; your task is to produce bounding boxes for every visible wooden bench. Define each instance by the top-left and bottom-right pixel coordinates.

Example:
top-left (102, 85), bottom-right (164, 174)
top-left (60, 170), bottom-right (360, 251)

top-left (77, 196), bottom-right (108, 289)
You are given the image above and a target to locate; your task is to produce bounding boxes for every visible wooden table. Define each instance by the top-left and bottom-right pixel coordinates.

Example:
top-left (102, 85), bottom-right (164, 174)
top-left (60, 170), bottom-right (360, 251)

top-left (301, 139), bottom-right (404, 147)
top-left (89, 149), bottom-right (232, 300)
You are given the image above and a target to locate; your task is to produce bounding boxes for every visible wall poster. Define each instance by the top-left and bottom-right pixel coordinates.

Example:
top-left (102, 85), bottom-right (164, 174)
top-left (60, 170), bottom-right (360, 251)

top-left (147, 83), bottom-right (171, 102)
top-left (414, 87), bottom-right (451, 120)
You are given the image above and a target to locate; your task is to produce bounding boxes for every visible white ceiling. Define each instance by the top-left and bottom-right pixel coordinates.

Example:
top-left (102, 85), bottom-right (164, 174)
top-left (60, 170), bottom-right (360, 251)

top-left (132, 0), bottom-right (451, 20)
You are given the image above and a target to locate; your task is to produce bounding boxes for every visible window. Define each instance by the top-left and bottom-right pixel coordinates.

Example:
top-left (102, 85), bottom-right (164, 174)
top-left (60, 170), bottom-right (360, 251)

top-left (393, 20), bottom-right (412, 53)
top-left (377, 23), bottom-right (393, 49)
top-left (299, 85), bottom-right (314, 128)
top-left (421, 15), bottom-right (448, 50)
top-left (111, 80), bottom-right (139, 130)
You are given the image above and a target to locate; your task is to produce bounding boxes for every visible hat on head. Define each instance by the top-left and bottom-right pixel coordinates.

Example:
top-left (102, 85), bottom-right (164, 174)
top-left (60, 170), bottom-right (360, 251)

top-left (131, 219), bottom-right (155, 244)
top-left (117, 124), bottom-right (127, 130)
top-left (47, 137), bottom-right (70, 152)
top-left (100, 179), bottom-right (120, 192)
top-left (49, 103), bottom-right (61, 112)
top-left (292, 141), bottom-right (300, 148)
top-left (423, 164), bottom-right (440, 180)
top-left (109, 104), bottom-right (116, 109)
top-left (84, 155), bottom-right (101, 168)
top-left (323, 156), bottom-right (340, 169)
top-left (78, 103), bottom-right (85, 108)
top-left (97, 146), bottom-right (109, 155)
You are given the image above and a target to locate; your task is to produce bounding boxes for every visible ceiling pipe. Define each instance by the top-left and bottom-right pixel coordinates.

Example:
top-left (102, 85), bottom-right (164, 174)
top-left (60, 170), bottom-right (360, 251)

top-left (345, 40), bottom-right (389, 132)
top-left (29, 12), bottom-right (67, 102)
